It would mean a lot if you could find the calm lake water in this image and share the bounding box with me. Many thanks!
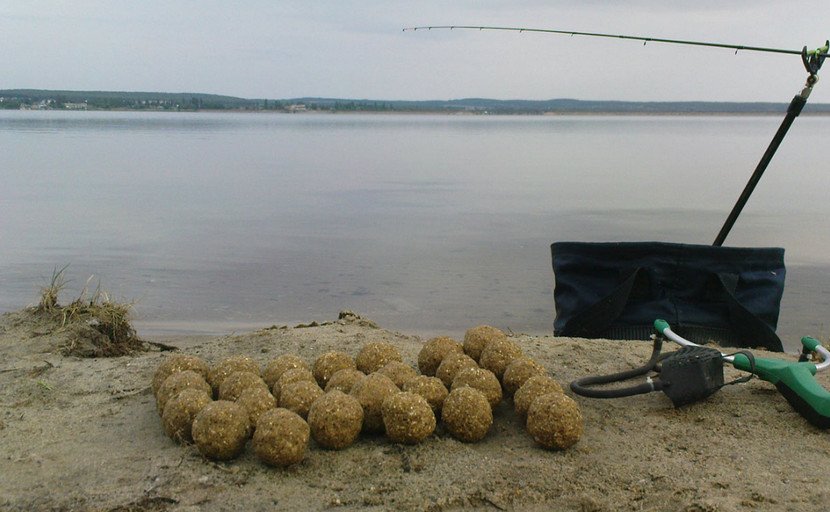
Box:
[1,110,829,349]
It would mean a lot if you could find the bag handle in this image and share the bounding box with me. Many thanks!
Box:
[558,267,643,338]
[716,273,784,352]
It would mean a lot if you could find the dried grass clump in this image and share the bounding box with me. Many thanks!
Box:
[34,265,142,357]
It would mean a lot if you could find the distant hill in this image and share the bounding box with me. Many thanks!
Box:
[2,89,829,114]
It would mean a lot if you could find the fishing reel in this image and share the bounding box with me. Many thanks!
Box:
[802,40,828,77]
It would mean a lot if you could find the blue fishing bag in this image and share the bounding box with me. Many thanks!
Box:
[551,241,785,351]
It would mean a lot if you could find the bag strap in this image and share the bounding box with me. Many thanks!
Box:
[559,267,643,338]
[716,273,784,352]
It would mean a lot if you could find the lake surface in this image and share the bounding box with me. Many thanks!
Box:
[2,110,829,349]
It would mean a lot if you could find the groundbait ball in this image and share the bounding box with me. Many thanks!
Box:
[313,351,356,388]
[253,408,310,467]
[479,337,523,380]
[435,352,479,388]
[382,391,436,444]
[152,354,210,397]
[324,368,366,394]
[272,367,316,403]
[451,367,503,409]
[417,336,463,377]
[208,355,260,396]
[377,361,419,389]
[262,354,310,389]
[502,357,547,397]
[463,325,507,363]
[402,375,449,414]
[156,370,212,415]
[514,375,564,419]
[161,388,212,444]
[349,372,400,433]
[236,386,277,429]
[526,392,583,450]
[355,341,403,374]
[307,390,364,449]
[279,380,324,419]
[218,371,269,402]
[191,400,251,461]
[441,386,493,443]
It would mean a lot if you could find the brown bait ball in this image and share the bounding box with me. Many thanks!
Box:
[463,325,507,363]
[514,375,564,418]
[382,392,436,444]
[402,375,449,414]
[502,357,547,397]
[479,337,523,380]
[208,355,260,396]
[272,367,316,403]
[191,400,250,461]
[417,336,463,377]
[313,351,356,388]
[218,371,269,402]
[307,390,364,449]
[152,354,210,397]
[279,380,324,419]
[253,408,310,467]
[161,388,212,443]
[324,368,366,394]
[526,393,583,450]
[355,341,402,374]
[441,387,493,443]
[435,352,479,388]
[236,386,277,429]
[262,354,310,389]
[349,372,400,433]
[451,367,503,409]
[156,370,212,415]
[377,361,419,389]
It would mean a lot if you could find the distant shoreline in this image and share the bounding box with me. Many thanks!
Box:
[6,107,830,117]
[4,88,830,116]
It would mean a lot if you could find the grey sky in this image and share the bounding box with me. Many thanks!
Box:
[1,1,827,102]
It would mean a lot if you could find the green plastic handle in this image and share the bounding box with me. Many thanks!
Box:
[802,336,821,352]
[733,354,830,428]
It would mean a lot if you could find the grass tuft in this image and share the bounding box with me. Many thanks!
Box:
[33,265,142,356]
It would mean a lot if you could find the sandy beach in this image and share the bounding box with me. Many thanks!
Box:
[2,307,829,512]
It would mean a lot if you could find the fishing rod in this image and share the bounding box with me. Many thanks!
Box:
[403,25,828,59]
[405,24,829,246]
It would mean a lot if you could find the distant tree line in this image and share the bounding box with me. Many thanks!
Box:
[3,89,830,114]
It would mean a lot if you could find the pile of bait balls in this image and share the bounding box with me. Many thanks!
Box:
[152,325,583,468]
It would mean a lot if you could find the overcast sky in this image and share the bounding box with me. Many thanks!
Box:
[1,1,827,102]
